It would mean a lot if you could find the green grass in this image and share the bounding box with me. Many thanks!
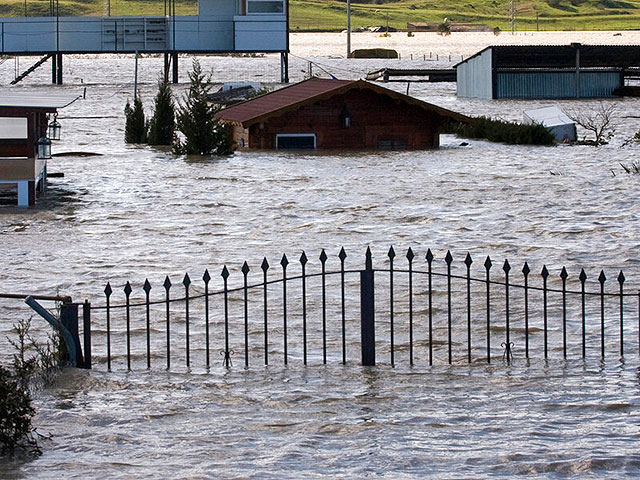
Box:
[2,0,640,31]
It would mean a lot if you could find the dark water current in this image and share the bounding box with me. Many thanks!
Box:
[1,54,640,477]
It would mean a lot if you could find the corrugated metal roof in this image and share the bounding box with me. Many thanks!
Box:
[0,94,81,109]
[216,77,471,126]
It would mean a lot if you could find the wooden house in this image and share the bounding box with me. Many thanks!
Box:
[0,95,78,206]
[215,77,471,150]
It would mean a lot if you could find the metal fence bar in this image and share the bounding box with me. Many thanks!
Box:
[465,254,472,363]
[125,282,131,370]
[426,249,434,366]
[542,266,549,359]
[164,276,171,370]
[222,266,231,368]
[104,283,112,370]
[320,250,328,365]
[523,263,530,358]
[388,246,395,366]
[619,271,625,358]
[262,258,269,366]
[599,271,606,358]
[281,255,288,365]
[485,256,492,364]
[561,267,567,359]
[408,248,415,366]
[144,280,152,369]
[203,270,211,368]
[339,248,347,365]
[183,274,191,368]
[242,263,249,368]
[580,269,587,359]
[446,251,453,365]
[503,260,512,362]
[300,253,308,366]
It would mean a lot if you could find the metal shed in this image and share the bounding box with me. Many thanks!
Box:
[456,44,640,99]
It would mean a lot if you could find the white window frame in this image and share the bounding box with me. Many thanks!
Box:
[276,133,316,150]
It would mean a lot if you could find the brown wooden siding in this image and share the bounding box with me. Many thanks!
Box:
[237,89,447,150]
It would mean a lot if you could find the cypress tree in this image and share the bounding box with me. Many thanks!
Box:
[173,59,233,156]
[148,77,175,146]
[124,96,147,144]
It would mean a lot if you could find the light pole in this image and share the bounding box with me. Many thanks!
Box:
[347,0,351,58]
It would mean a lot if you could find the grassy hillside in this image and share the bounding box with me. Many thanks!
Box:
[1,0,639,31]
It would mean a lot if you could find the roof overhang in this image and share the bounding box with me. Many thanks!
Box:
[0,94,81,110]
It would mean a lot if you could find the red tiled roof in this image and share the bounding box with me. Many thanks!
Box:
[215,77,472,126]
[215,77,354,125]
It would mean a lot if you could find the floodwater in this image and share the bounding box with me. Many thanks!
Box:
[2,32,640,478]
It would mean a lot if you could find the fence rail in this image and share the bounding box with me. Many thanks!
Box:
[73,245,640,372]
[6,245,639,371]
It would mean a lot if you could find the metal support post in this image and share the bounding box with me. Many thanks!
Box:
[83,300,92,369]
[360,248,375,366]
[60,302,84,367]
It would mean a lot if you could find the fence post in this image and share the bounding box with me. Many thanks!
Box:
[60,301,84,368]
[360,247,375,366]
[83,300,91,369]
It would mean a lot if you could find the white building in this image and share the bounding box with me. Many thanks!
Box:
[0,0,289,82]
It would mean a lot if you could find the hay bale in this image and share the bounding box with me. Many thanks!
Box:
[350,48,398,59]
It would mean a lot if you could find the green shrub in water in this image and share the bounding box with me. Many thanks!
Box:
[451,116,555,146]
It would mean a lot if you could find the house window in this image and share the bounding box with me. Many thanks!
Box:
[0,117,28,139]
[377,139,408,150]
[246,0,284,14]
[276,133,316,150]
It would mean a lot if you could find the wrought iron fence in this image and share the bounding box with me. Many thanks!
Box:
[71,245,640,372]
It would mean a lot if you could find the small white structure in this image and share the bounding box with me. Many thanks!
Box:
[523,106,576,142]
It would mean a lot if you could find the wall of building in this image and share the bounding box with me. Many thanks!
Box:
[0,8,286,53]
[496,70,622,99]
[456,48,493,99]
[242,89,445,150]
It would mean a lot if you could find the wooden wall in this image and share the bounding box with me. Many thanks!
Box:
[238,89,446,150]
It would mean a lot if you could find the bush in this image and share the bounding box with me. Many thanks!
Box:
[1,317,62,457]
[0,365,38,456]
[148,77,175,146]
[173,59,233,156]
[124,96,148,144]
[451,116,555,145]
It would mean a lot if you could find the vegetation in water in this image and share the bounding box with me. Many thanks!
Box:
[148,77,176,146]
[174,59,233,156]
[566,103,616,146]
[450,117,555,146]
[124,96,148,144]
[1,317,61,457]
[3,0,640,32]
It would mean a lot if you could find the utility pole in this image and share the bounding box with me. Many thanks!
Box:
[509,0,516,34]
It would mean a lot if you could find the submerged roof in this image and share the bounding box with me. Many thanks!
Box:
[0,94,81,109]
[456,44,640,69]
[215,77,471,126]
[524,106,574,128]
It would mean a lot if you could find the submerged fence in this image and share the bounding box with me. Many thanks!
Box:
[13,245,640,371]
